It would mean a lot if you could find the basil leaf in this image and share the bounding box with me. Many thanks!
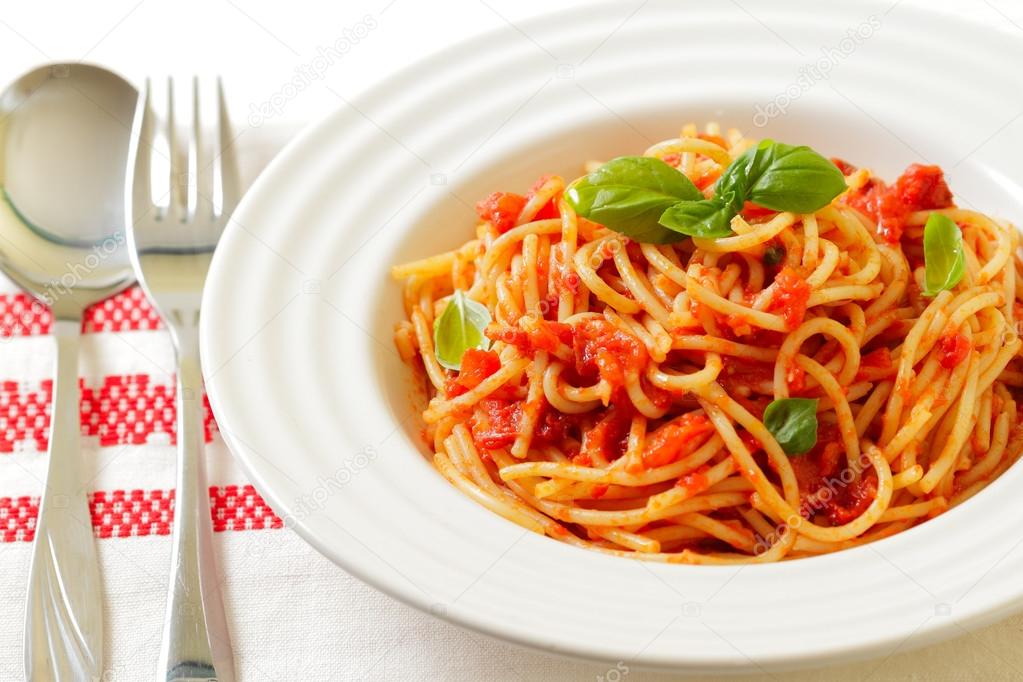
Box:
[922,212,965,297]
[658,198,734,238]
[565,156,703,244]
[433,290,492,371]
[717,140,846,214]
[763,397,818,456]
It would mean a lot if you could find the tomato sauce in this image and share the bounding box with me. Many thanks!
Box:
[786,364,806,394]
[789,423,877,525]
[842,163,954,243]
[470,398,522,450]
[674,467,711,493]
[475,191,528,233]
[572,318,646,389]
[739,430,762,455]
[533,401,572,445]
[937,332,970,369]
[470,396,575,452]
[767,267,811,330]
[580,399,633,463]
[642,413,714,468]
[855,347,894,381]
[488,319,573,354]
[718,358,775,402]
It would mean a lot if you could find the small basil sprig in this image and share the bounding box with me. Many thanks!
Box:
[659,197,736,238]
[566,140,847,243]
[763,397,818,456]
[564,156,703,243]
[922,212,965,297]
[433,290,491,370]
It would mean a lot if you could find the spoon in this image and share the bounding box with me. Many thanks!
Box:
[0,63,136,681]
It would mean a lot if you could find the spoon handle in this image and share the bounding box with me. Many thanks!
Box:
[158,334,234,682]
[24,318,103,682]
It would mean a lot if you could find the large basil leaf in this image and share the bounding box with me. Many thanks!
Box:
[565,156,703,243]
[718,140,846,214]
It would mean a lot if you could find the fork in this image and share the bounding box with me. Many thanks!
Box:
[125,77,239,682]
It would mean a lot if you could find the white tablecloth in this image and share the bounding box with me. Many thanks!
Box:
[2,1,1023,679]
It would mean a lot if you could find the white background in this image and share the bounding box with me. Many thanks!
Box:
[4,0,1023,680]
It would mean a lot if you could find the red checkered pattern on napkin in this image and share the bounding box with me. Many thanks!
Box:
[0,284,283,542]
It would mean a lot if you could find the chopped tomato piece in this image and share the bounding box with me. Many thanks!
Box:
[786,364,806,393]
[831,157,857,176]
[788,423,878,525]
[860,347,892,369]
[823,473,877,525]
[719,359,774,399]
[445,348,500,397]
[488,319,573,354]
[642,413,714,468]
[533,402,572,445]
[693,166,722,191]
[590,484,609,499]
[475,191,528,233]
[534,200,560,220]
[895,164,953,214]
[572,318,646,388]
[581,400,632,463]
[740,201,777,220]
[571,453,592,467]
[661,152,681,168]
[855,347,894,381]
[675,468,711,493]
[937,332,970,369]
[843,164,954,243]
[470,398,522,450]
[527,174,561,220]
[767,267,811,330]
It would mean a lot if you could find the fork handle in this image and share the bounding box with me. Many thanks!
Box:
[25,318,103,681]
[158,333,234,682]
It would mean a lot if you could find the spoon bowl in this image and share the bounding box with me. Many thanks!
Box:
[0,63,135,318]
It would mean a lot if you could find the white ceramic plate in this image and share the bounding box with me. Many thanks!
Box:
[201,1,1023,672]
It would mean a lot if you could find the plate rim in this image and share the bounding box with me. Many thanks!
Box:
[201,0,1023,671]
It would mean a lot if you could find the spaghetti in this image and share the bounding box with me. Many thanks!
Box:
[391,123,1023,564]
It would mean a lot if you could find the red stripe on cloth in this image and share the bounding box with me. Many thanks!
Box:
[0,375,217,452]
[0,485,282,542]
[0,286,162,337]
